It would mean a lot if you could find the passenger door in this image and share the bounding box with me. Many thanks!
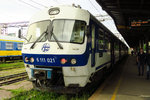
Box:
[91,24,96,67]
[111,38,115,67]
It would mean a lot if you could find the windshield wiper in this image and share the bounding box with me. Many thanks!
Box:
[30,28,48,49]
[30,22,63,49]
[28,35,32,42]
[49,27,63,49]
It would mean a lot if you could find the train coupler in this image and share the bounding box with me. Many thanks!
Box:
[30,68,52,80]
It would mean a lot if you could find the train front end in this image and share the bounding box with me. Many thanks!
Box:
[22,5,90,91]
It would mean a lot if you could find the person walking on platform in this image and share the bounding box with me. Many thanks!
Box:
[146,52,150,79]
[131,50,134,56]
[137,48,146,76]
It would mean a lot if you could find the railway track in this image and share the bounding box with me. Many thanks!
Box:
[0,72,28,86]
[0,66,24,71]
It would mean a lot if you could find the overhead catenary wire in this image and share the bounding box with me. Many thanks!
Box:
[30,0,48,8]
[18,0,41,10]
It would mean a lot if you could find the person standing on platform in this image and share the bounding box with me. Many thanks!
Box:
[146,52,150,79]
[131,50,134,56]
[137,48,146,76]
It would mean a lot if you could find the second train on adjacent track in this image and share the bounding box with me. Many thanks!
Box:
[0,35,23,62]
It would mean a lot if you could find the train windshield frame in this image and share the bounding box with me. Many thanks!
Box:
[26,19,86,44]
[49,19,86,44]
[26,20,51,44]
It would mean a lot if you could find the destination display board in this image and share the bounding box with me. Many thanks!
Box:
[130,19,150,27]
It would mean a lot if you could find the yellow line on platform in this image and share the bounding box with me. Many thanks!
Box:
[89,71,124,100]
[110,77,123,100]
[89,58,127,100]
[110,58,128,100]
[88,80,106,100]
[88,72,114,100]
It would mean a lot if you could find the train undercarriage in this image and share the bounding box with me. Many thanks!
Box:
[29,65,109,94]
[29,67,83,94]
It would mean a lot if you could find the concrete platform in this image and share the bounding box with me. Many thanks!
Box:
[89,56,150,100]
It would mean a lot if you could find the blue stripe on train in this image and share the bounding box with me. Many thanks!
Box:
[22,42,110,67]
[22,44,90,67]
[22,53,89,67]
[96,61,111,70]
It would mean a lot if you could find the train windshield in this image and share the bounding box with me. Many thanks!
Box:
[50,20,86,44]
[26,20,86,44]
[26,20,50,43]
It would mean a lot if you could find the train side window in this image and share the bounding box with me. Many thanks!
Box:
[18,43,23,49]
[0,42,1,49]
[98,28,104,50]
[105,36,110,51]
[92,25,95,49]
[6,42,13,49]
[114,42,119,51]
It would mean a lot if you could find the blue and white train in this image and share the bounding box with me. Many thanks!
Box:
[21,5,128,92]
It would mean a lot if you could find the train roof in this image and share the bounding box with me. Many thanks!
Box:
[0,35,24,42]
[29,5,90,25]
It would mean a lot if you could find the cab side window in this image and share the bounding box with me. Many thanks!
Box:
[114,42,119,51]
[98,28,104,50]
[105,35,111,51]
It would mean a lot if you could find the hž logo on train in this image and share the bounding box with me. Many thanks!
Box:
[36,43,56,63]
[41,43,50,52]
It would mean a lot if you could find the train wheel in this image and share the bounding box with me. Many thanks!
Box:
[32,81,41,91]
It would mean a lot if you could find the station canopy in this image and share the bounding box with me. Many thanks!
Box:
[96,0,150,47]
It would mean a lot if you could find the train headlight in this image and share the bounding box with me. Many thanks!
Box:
[61,58,67,64]
[25,57,29,62]
[30,57,34,63]
[49,8,60,15]
[71,58,77,65]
